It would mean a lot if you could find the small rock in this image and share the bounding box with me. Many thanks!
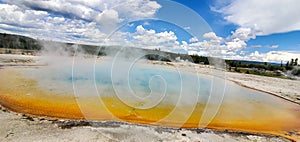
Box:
[24,116,34,121]
[5,132,14,138]
[195,129,204,134]
[181,133,186,136]
[39,117,46,121]
[55,120,91,129]
[21,114,34,121]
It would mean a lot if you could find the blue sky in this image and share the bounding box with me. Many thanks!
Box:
[0,0,299,62]
[170,0,300,62]
[172,0,238,37]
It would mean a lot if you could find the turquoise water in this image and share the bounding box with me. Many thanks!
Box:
[23,58,299,109]
[24,58,214,107]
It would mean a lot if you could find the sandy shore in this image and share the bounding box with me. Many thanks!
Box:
[225,72,300,104]
[0,54,299,141]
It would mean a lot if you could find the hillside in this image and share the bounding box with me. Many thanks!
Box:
[0,33,194,62]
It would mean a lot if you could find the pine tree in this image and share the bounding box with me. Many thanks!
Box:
[290,59,294,66]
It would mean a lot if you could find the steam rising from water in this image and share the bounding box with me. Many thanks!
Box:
[21,0,228,127]
[18,36,228,128]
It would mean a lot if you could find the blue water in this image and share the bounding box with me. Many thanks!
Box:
[24,59,214,107]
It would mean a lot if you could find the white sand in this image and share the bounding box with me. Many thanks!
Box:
[0,54,38,60]
[226,71,300,104]
[0,109,289,142]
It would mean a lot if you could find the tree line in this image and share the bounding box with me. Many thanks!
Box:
[0,33,41,50]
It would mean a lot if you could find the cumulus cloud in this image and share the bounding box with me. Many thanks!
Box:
[247,51,300,63]
[0,4,49,28]
[231,28,256,41]
[0,3,109,44]
[226,50,300,63]
[213,0,300,35]
[3,0,99,21]
[225,38,246,51]
[127,25,184,51]
[187,29,299,62]
[225,27,255,51]
[188,50,208,56]
[115,0,161,20]
[188,28,256,57]
[189,37,198,43]
[3,0,161,21]
[0,0,161,44]
[96,9,122,32]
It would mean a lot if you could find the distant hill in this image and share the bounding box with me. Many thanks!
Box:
[230,60,281,66]
[0,33,193,62]
[0,33,41,50]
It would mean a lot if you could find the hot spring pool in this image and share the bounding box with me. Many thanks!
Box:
[0,57,299,140]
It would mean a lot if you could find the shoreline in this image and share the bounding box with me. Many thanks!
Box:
[229,79,300,106]
[0,105,292,142]
[225,71,300,105]
[0,97,298,141]
[146,59,300,105]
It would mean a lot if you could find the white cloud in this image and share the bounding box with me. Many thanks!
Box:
[189,37,198,43]
[225,38,246,51]
[231,28,256,41]
[233,50,300,63]
[0,3,128,45]
[116,0,161,20]
[268,45,279,49]
[96,9,122,32]
[203,32,223,42]
[188,28,255,57]
[128,25,184,51]
[0,4,49,28]
[250,45,262,48]
[239,51,247,55]
[249,51,261,58]
[0,0,162,44]
[213,0,300,35]
[188,50,208,56]
[187,30,297,63]
[250,45,279,49]
[3,0,99,21]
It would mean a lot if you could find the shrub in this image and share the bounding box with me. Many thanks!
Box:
[291,67,300,76]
